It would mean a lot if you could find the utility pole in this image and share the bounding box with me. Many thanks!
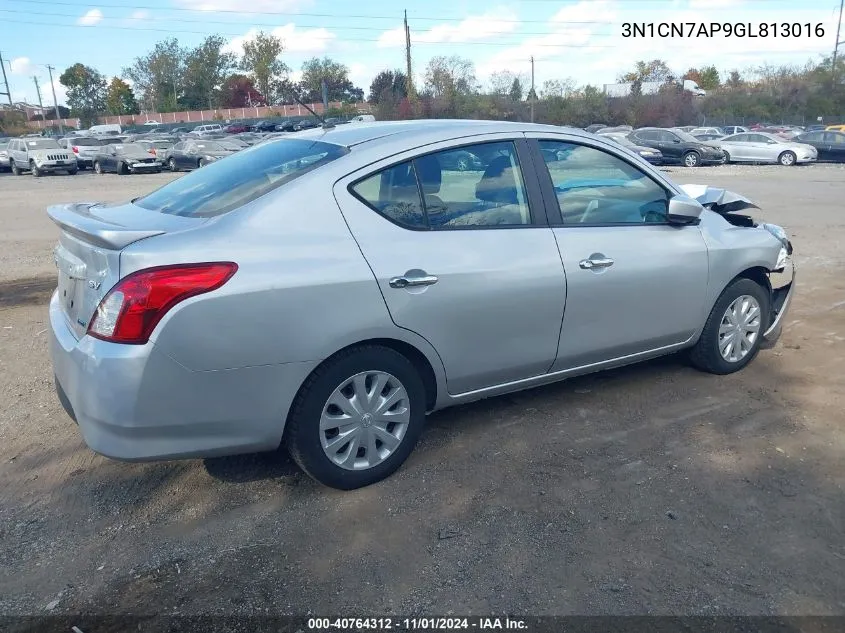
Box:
[834,0,844,89]
[33,76,43,110]
[530,55,535,123]
[404,10,415,102]
[45,65,63,134]
[0,51,13,106]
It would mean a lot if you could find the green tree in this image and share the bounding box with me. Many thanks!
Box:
[620,59,675,84]
[684,66,720,90]
[105,78,139,115]
[59,63,107,127]
[124,39,186,112]
[182,35,236,109]
[299,57,364,103]
[509,77,523,101]
[368,69,407,104]
[240,31,289,105]
[423,55,477,98]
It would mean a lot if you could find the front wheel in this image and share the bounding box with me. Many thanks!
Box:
[683,151,700,167]
[285,345,427,490]
[67,168,78,175]
[168,158,178,172]
[198,158,207,168]
[93,161,104,174]
[778,151,796,166]
[689,278,770,375]
[723,151,731,163]
[30,161,42,177]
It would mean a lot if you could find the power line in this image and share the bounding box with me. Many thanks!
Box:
[0,18,620,47]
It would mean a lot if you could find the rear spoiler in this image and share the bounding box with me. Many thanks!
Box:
[678,184,760,214]
[47,203,166,250]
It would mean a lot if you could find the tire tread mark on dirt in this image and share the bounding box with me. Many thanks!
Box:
[0,276,55,309]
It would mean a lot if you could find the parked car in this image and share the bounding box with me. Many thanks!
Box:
[253,120,279,132]
[224,122,253,134]
[233,132,264,146]
[170,127,191,135]
[628,128,725,167]
[92,143,163,174]
[674,125,697,133]
[599,132,664,164]
[349,114,376,124]
[805,124,827,132]
[57,136,108,169]
[0,141,10,171]
[825,124,845,132]
[436,148,486,171]
[162,139,235,171]
[717,132,817,165]
[584,123,608,133]
[324,117,350,126]
[193,124,224,136]
[275,120,297,132]
[595,125,633,135]
[216,138,249,151]
[7,137,77,176]
[46,120,795,490]
[792,130,845,162]
[692,133,726,143]
[294,118,320,131]
[689,127,724,136]
[134,139,175,158]
[721,126,748,135]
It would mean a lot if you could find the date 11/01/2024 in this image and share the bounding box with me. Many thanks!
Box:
[307,617,528,630]
[622,22,825,38]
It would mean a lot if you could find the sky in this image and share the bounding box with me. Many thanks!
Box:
[1,0,841,108]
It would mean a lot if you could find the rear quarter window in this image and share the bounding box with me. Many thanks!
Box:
[135,138,348,218]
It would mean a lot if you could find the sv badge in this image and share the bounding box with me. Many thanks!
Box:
[87,280,101,290]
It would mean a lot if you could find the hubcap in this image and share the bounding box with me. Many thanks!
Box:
[320,371,410,471]
[782,153,794,165]
[718,295,762,362]
[685,154,697,167]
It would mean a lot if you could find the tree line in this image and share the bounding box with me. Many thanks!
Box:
[6,32,845,132]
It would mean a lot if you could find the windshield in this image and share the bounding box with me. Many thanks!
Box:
[116,144,152,157]
[608,135,636,148]
[26,139,61,149]
[674,130,701,143]
[136,139,348,218]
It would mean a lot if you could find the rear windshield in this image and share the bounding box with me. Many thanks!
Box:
[135,138,348,218]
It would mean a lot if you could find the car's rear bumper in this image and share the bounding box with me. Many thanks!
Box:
[49,290,317,461]
[760,260,795,349]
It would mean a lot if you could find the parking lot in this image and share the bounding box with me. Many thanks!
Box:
[0,164,843,616]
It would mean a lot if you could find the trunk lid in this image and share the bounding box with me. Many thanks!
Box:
[48,201,204,339]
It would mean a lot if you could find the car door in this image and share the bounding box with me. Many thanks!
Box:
[656,130,684,161]
[746,134,776,161]
[823,132,845,162]
[178,141,195,169]
[630,130,661,155]
[525,135,709,370]
[333,136,567,394]
[723,134,750,160]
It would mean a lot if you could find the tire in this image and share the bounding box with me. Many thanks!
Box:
[30,161,41,178]
[93,161,103,174]
[723,151,731,163]
[10,160,20,176]
[198,158,207,168]
[154,169,162,174]
[689,278,770,375]
[118,162,128,175]
[169,158,178,172]
[683,151,700,167]
[286,345,427,490]
[67,168,78,175]
[778,151,796,166]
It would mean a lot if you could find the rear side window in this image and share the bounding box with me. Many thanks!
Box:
[353,162,427,228]
[136,139,348,218]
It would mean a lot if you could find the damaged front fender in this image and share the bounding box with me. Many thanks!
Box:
[678,184,760,214]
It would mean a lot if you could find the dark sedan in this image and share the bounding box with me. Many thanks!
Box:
[162,139,235,171]
[628,128,725,167]
[600,133,664,164]
[294,118,320,131]
[793,130,845,162]
[253,120,278,132]
[92,143,162,174]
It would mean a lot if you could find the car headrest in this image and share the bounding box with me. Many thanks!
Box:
[475,156,519,204]
[415,155,442,194]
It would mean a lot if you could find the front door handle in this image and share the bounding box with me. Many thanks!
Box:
[389,273,439,289]
[579,256,614,270]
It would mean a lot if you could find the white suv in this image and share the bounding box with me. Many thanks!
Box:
[7,137,77,176]
[193,124,223,136]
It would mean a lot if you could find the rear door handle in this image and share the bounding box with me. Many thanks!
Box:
[579,256,614,270]
[389,274,439,289]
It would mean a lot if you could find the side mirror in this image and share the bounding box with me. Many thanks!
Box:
[672,138,681,143]
[667,195,704,225]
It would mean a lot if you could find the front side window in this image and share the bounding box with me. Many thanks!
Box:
[351,141,531,229]
[136,138,348,217]
[538,140,669,225]
[823,132,844,144]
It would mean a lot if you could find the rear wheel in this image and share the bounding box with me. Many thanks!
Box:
[286,345,427,490]
[118,162,128,175]
[689,278,770,375]
[723,151,731,163]
[198,158,207,168]
[683,151,700,167]
[169,158,178,172]
[778,151,796,166]
[30,161,41,177]
[93,161,104,174]
[10,160,20,176]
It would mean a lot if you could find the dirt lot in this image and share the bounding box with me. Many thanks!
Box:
[0,165,843,618]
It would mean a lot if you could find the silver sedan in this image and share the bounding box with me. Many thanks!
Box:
[48,120,795,490]
[719,132,818,165]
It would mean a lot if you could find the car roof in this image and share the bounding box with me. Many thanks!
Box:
[286,119,587,149]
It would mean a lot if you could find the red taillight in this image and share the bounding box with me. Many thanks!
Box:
[149,149,157,155]
[87,263,238,344]
[72,146,79,153]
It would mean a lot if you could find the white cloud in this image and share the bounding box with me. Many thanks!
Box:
[378,7,519,48]
[129,9,149,20]
[10,57,37,75]
[77,8,103,26]
[224,24,336,57]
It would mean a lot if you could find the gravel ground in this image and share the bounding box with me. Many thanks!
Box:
[0,164,843,618]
